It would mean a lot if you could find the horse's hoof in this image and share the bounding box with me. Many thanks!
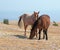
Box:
[43,38,45,39]
[46,38,48,40]
[38,39,40,40]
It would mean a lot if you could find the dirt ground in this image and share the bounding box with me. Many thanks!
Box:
[0,21,60,50]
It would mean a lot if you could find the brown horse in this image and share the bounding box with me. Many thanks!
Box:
[29,15,50,40]
[18,11,39,36]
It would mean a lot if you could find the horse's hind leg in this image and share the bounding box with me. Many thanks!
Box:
[38,29,42,40]
[43,30,45,39]
[46,30,48,40]
[44,29,48,40]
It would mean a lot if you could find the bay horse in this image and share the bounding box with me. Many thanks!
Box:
[29,15,50,40]
[18,11,39,36]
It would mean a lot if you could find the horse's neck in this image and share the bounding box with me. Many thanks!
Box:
[31,14,34,16]
[31,23,37,32]
[31,14,35,18]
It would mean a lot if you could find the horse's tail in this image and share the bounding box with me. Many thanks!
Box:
[18,16,22,27]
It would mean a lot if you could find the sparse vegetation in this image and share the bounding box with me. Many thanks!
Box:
[0,21,60,50]
[53,21,58,26]
[3,19,9,24]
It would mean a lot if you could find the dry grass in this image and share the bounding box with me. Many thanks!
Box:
[0,21,60,50]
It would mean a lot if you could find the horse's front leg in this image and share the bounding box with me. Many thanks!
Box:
[24,25,27,36]
[38,29,42,40]
[43,30,45,39]
[45,29,48,40]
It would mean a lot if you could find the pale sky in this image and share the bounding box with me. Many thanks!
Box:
[0,0,60,21]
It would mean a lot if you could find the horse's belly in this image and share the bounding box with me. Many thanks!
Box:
[24,19,34,25]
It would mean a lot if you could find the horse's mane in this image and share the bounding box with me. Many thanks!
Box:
[31,17,40,32]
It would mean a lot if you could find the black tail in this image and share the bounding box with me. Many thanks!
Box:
[18,16,22,27]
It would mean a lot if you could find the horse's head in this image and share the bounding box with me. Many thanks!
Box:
[29,29,36,39]
[34,11,39,20]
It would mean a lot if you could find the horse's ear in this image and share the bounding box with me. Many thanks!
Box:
[38,11,40,14]
[34,11,35,13]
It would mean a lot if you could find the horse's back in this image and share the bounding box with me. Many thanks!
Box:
[24,14,32,17]
[21,13,35,25]
[40,15,50,29]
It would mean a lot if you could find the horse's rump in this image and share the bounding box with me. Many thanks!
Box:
[39,15,50,29]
